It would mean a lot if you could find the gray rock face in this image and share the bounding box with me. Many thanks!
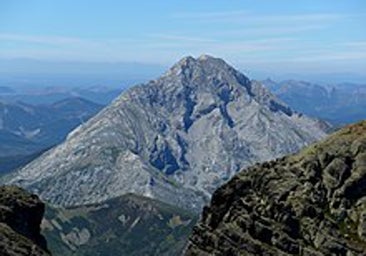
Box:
[5,55,328,212]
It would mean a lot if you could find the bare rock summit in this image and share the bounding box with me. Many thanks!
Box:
[6,55,328,212]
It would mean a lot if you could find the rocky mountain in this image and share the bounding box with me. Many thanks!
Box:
[42,194,196,256]
[0,98,103,174]
[5,55,328,212]
[185,120,366,255]
[0,185,50,256]
[262,79,366,125]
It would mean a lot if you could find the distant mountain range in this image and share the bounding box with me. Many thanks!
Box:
[0,98,103,174]
[4,55,328,212]
[0,85,123,105]
[262,79,366,126]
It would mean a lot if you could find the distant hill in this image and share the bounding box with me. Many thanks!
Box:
[262,79,366,125]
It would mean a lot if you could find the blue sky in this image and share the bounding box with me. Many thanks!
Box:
[0,0,365,75]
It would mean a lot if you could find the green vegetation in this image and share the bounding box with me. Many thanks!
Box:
[42,194,198,256]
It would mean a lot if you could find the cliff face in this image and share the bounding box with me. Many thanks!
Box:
[185,121,366,255]
[0,186,50,256]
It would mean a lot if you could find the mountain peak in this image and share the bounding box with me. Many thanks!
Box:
[168,54,233,74]
[175,54,222,63]
[175,55,196,67]
[162,54,250,94]
[197,54,213,60]
[6,55,328,213]
[197,54,227,64]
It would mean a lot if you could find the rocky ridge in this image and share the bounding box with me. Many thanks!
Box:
[0,185,50,256]
[185,121,366,255]
[5,55,328,212]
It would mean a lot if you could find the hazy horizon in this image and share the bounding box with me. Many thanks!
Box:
[0,57,366,86]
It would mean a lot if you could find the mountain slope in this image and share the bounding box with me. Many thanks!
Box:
[0,186,50,256]
[185,120,366,255]
[6,55,328,212]
[42,194,197,256]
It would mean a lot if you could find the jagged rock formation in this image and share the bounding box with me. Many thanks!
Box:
[0,185,50,256]
[5,55,327,212]
[42,194,197,256]
[185,121,366,255]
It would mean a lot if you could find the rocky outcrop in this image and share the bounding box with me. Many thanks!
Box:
[0,185,50,256]
[185,121,366,255]
[5,55,327,212]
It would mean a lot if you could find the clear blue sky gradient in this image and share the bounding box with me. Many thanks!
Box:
[0,0,365,74]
